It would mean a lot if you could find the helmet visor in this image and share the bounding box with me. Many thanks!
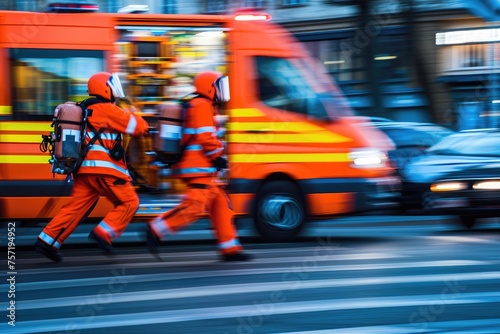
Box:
[214,76,230,103]
[108,73,125,98]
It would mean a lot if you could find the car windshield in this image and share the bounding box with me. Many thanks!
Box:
[427,131,500,157]
[255,56,353,121]
[376,124,453,148]
[380,127,441,148]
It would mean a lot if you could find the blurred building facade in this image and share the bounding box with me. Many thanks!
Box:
[1,0,499,129]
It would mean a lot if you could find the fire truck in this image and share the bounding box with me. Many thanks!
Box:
[0,3,400,241]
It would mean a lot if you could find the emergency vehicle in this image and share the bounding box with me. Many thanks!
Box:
[0,4,400,241]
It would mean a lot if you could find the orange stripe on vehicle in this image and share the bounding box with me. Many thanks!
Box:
[0,197,113,219]
[0,143,48,154]
[307,193,353,215]
[229,193,254,215]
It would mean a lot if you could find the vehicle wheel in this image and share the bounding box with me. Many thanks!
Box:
[254,180,306,242]
[460,216,476,229]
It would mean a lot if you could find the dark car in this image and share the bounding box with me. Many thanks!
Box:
[371,122,454,174]
[401,128,500,213]
[423,163,500,228]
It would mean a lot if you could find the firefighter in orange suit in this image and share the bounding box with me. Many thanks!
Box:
[146,71,252,261]
[35,72,150,262]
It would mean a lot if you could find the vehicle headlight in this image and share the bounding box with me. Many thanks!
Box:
[430,182,467,192]
[473,181,500,190]
[348,149,387,168]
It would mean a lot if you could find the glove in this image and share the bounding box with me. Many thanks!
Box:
[212,156,228,171]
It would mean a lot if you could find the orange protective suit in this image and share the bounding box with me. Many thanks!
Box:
[149,96,243,256]
[38,99,149,250]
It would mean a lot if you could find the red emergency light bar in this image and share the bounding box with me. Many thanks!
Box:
[46,2,99,13]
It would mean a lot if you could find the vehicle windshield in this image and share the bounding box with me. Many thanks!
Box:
[427,131,500,157]
[255,56,353,121]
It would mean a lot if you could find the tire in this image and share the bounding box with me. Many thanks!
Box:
[460,216,476,229]
[253,180,306,242]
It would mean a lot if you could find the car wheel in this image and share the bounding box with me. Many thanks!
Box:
[460,216,476,229]
[254,180,306,242]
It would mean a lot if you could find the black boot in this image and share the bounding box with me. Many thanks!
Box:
[88,230,115,256]
[145,225,162,260]
[221,252,253,262]
[35,238,63,263]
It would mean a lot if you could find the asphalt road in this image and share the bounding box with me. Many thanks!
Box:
[2,222,500,334]
[3,213,488,247]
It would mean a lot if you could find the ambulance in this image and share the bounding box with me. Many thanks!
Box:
[0,4,400,241]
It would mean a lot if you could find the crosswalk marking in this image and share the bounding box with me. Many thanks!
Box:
[8,292,500,334]
[277,318,500,334]
[15,251,408,275]
[7,238,499,334]
[6,260,489,292]
[16,271,500,310]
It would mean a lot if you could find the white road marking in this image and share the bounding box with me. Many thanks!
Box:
[16,252,406,275]
[15,270,500,310]
[6,260,489,291]
[277,318,500,334]
[9,292,500,334]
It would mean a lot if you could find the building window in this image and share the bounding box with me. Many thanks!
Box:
[163,0,177,14]
[458,44,486,68]
[373,35,410,82]
[243,0,266,8]
[281,0,308,6]
[303,39,366,84]
[207,0,230,13]
[106,0,123,13]
[13,0,42,11]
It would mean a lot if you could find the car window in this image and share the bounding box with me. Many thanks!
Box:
[10,49,105,119]
[427,132,500,157]
[414,126,454,141]
[380,128,439,148]
[255,56,329,119]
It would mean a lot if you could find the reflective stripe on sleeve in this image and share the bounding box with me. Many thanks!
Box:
[205,147,224,157]
[184,126,216,135]
[185,144,203,151]
[176,167,217,175]
[151,216,174,239]
[87,132,120,141]
[88,145,110,154]
[126,115,138,134]
[98,220,116,239]
[80,160,130,177]
[38,232,61,249]
[218,238,241,250]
